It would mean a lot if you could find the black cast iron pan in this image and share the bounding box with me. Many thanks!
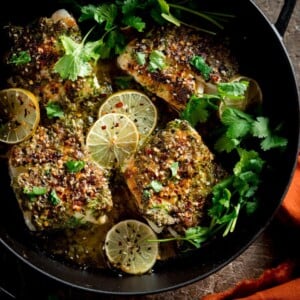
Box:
[0,0,299,296]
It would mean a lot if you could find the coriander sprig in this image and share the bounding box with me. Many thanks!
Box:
[150,148,265,248]
[54,0,235,80]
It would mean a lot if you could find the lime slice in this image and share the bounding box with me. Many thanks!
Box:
[218,76,263,117]
[104,219,158,275]
[99,90,157,144]
[86,113,139,169]
[0,88,40,144]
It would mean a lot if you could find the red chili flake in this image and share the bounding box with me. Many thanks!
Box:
[145,148,153,155]
[101,125,107,130]
[115,102,123,108]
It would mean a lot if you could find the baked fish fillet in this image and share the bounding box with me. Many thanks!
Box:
[9,120,112,231]
[4,10,113,231]
[118,25,239,111]
[124,119,227,231]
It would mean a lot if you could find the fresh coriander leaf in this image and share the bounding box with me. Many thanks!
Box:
[54,35,94,81]
[184,226,211,248]
[105,29,126,56]
[214,134,240,153]
[226,119,251,139]
[149,180,163,192]
[49,190,61,206]
[122,15,145,32]
[79,4,97,22]
[181,94,219,126]
[260,134,288,151]
[46,102,64,119]
[136,52,146,65]
[23,186,47,197]
[221,107,254,126]
[190,55,212,80]
[170,161,179,178]
[245,198,259,214]
[251,116,270,138]
[54,54,92,81]
[93,3,118,30]
[9,50,31,65]
[148,50,166,72]
[65,160,85,173]
[120,0,144,14]
[218,81,249,100]
[234,148,265,175]
[82,39,103,61]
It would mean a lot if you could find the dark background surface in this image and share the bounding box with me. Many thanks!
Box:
[1,0,299,299]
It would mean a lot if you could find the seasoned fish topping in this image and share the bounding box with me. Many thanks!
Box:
[124,119,227,230]
[118,25,239,111]
[9,120,112,231]
[4,10,111,129]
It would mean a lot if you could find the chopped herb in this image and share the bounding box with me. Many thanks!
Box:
[215,107,288,153]
[181,94,219,126]
[142,189,151,201]
[136,52,146,65]
[218,81,249,100]
[65,160,85,173]
[46,102,64,119]
[9,50,31,65]
[149,180,163,192]
[190,55,212,80]
[148,50,166,72]
[49,190,61,206]
[170,161,179,178]
[23,186,47,197]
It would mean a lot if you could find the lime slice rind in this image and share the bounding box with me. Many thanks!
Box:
[86,113,139,169]
[0,88,40,144]
[99,90,157,144]
[104,219,158,275]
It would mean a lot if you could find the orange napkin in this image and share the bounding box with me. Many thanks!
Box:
[202,155,300,300]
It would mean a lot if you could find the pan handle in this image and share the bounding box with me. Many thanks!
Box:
[275,0,296,36]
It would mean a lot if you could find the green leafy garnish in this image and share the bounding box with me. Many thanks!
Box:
[148,50,166,72]
[215,107,288,153]
[9,50,31,65]
[23,186,47,197]
[218,81,249,100]
[49,190,61,206]
[152,148,264,248]
[46,102,64,119]
[65,160,85,173]
[170,161,179,178]
[149,180,163,192]
[190,55,212,80]
[54,28,102,81]
[181,94,219,126]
